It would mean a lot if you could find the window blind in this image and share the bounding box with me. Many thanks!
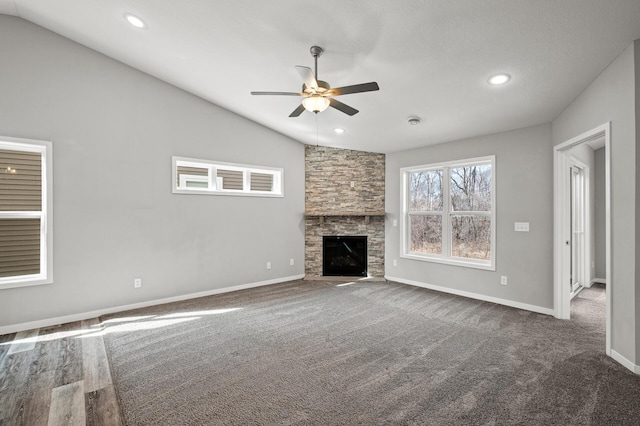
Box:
[176,165,208,186]
[250,172,273,192]
[217,169,243,190]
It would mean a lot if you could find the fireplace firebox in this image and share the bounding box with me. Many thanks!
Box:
[322,236,367,277]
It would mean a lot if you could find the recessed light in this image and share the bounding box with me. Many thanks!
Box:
[488,73,510,85]
[334,128,345,134]
[124,13,146,29]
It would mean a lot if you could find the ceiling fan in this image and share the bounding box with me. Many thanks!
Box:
[251,46,379,117]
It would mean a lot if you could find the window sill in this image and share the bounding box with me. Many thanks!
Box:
[0,277,53,290]
[172,188,283,198]
[401,253,495,271]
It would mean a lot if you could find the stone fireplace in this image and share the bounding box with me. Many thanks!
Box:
[304,145,385,279]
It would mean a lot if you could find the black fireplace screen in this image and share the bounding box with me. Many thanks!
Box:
[322,236,367,277]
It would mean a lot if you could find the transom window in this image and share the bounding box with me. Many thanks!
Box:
[172,157,283,197]
[401,156,495,270]
[0,137,53,289]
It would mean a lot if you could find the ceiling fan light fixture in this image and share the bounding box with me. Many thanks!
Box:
[302,96,330,113]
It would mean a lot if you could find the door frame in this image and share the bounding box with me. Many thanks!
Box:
[553,122,611,355]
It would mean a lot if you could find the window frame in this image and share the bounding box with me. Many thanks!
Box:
[0,136,53,289]
[400,155,496,271]
[172,156,284,197]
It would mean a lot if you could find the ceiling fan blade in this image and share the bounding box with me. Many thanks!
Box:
[295,66,318,91]
[250,91,303,96]
[329,98,359,116]
[289,103,306,117]
[328,82,380,96]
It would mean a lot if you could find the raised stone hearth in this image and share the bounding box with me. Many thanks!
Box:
[304,145,385,279]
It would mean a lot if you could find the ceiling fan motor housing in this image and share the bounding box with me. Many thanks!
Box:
[303,80,330,94]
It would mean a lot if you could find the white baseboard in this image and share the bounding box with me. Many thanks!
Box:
[0,274,305,335]
[611,349,640,375]
[592,278,607,285]
[384,276,555,316]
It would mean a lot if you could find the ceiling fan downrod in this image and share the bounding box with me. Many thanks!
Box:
[310,45,323,81]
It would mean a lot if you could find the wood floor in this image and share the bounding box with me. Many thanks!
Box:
[0,319,123,425]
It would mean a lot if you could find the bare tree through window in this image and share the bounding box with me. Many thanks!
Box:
[450,165,491,260]
[404,158,494,268]
[409,170,443,254]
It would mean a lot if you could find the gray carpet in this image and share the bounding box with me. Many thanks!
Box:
[100,280,640,425]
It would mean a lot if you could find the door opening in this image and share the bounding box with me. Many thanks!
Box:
[554,122,611,356]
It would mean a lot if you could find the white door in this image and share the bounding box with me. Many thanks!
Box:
[570,164,585,296]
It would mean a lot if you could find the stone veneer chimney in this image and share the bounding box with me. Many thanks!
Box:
[304,145,385,278]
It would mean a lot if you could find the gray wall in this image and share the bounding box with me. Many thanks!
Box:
[385,124,554,310]
[594,148,606,280]
[552,41,637,363]
[0,16,305,328]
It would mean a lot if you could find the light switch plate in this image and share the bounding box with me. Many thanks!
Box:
[515,222,529,232]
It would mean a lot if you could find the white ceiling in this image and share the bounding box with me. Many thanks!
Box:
[2,0,640,153]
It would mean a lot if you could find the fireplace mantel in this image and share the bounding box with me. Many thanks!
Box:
[304,211,385,217]
[304,211,385,224]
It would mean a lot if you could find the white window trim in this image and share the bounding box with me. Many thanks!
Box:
[400,155,496,271]
[0,136,53,289]
[172,156,284,197]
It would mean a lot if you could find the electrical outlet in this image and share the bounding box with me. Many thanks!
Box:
[134,278,142,288]
[392,259,398,267]
[290,258,295,266]
[500,276,508,286]
[514,222,530,232]
[266,262,271,270]
[350,181,355,188]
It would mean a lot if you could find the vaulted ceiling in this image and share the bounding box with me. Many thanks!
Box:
[2,0,640,153]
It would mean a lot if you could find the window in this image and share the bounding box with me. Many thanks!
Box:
[172,157,283,197]
[401,156,495,270]
[0,137,53,289]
